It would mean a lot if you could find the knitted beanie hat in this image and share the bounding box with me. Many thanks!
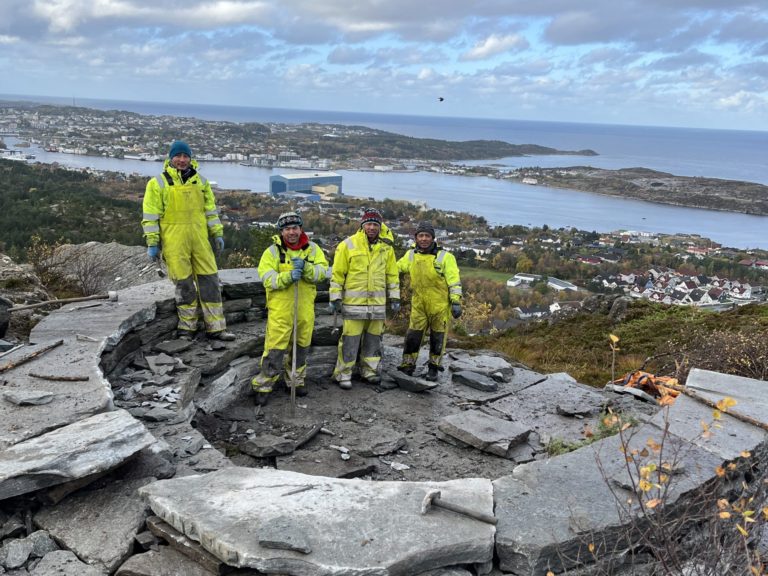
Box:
[360,208,383,226]
[168,140,192,159]
[277,211,303,230]
[415,221,435,238]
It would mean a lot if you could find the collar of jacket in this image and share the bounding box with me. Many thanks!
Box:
[271,233,310,251]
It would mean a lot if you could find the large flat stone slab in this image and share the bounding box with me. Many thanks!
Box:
[648,368,768,460]
[488,373,605,445]
[437,410,530,458]
[140,467,495,575]
[0,409,155,499]
[493,369,768,575]
[0,281,175,451]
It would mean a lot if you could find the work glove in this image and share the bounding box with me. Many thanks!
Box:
[291,258,305,271]
[390,299,401,313]
[290,268,302,283]
[329,300,342,314]
[451,303,462,319]
[147,245,159,262]
[214,236,225,253]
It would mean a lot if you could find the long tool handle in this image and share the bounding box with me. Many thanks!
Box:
[290,281,299,415]
[434,498,498,525]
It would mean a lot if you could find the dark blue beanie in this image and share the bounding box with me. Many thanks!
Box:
[168,140,192,159]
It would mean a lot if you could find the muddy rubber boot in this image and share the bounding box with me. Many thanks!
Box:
[337,375,352,390]
[425,363,439,382]
[177,330,194,341]
[397,364,415,376]
[362,374,381,384]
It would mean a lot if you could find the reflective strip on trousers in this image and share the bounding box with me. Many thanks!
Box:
[333,319,383,380]
[174,274,226,332]
[252,347,308,393]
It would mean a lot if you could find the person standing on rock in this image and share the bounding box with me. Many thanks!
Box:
[251,212,329,406]
[142,141,235,341]
[330,208,400,389]
[397,221,462,381]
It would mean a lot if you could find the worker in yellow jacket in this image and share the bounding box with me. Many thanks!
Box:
[397,221,462,381]
[330,208,400,389]
[251,212,329,406]
[142,140,234,341]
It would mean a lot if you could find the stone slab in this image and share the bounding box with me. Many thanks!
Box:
[437,411,530,459]
[0,409,155,499]
[0,281,175,452]
[35,477,154,574]
[276,448,377,479]
[29,549,105,576]
[488,373,605,445]
[115,545,220,576]
[139,467,495,574]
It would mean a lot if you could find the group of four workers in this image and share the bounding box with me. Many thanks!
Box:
[142,141,463,407]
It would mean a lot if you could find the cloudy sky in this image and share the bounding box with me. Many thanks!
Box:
[1,0,766,130]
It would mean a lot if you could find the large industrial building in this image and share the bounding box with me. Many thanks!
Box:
[269,172,343,200]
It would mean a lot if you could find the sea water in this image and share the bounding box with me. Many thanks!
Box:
[4,95,767,248]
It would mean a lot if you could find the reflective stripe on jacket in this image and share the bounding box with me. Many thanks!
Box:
[397,244,462,306]
[141,159,223,247]
[330,224,400,319]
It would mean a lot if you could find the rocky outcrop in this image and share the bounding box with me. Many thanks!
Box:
[0,247,764,575]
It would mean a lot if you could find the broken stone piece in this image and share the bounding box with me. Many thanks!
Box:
[391,371,439,392]
[451,371,499,392]
[258,515,312,554]
[3,391,54,406]
[241,434,295,458]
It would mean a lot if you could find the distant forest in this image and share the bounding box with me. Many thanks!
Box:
[0,159,143,260]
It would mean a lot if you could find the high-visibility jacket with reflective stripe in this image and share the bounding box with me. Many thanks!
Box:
[397,244,462,305]
[259,235,329,298]
[330,225,400,319]
[141,159,223,247]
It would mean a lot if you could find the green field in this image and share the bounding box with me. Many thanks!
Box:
[460,266,512,283]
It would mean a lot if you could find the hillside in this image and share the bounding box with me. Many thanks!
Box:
[0,159,143,259]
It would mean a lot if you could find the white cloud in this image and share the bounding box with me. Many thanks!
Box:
[461,34,528,61]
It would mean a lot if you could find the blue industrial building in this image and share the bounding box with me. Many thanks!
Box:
[269,172,342,196]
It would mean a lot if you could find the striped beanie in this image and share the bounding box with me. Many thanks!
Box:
[360,208,383,226]
[415,221,435,238]
[277,211,303,230]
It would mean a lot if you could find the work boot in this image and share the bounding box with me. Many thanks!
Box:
[397,364,415,376]
[208,330,236,341]
[425,363,439,382]
[362,374,381,385]
[177,330,194,341]
[337,375,352,390]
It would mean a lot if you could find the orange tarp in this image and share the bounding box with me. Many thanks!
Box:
[612,370,680,406]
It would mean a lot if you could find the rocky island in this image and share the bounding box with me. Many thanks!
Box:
[521,166,768,216]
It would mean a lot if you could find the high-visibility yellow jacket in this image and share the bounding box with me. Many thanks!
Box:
[260,235,329,300]
[397,243,462,308]
[330,224,400,319]
[141,159,223,248]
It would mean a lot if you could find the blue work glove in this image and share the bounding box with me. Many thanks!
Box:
[390,299,401,313]
[451,303,462,319]
[329,300,342,314]
[291,257,305,271]
[214,236,225,253]
[147,245,159,261]
[290,268,302,282]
